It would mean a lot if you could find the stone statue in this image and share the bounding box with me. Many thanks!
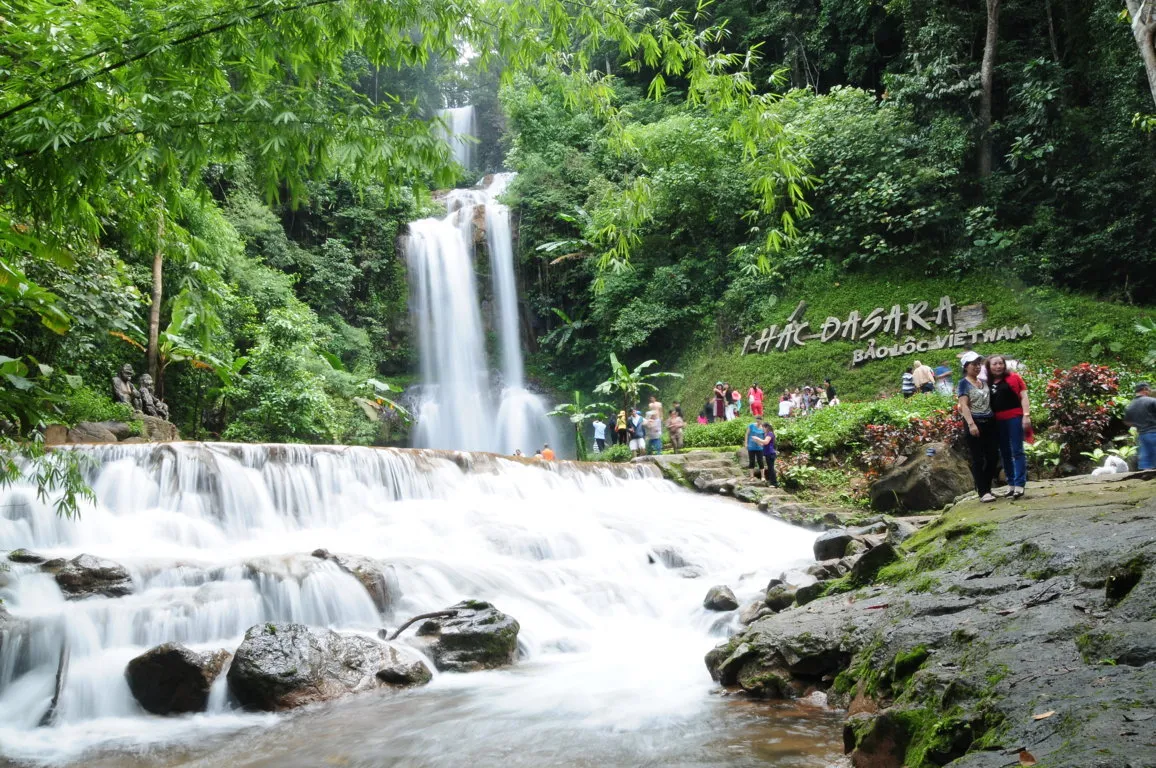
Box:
[137,374,170,420]
[112,364,139,410]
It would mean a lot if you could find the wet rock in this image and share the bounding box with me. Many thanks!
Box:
[844,711,909,768]
[648,545,694,570]
[765,584,797,612]
[1079,623,1156,667]
[8,549,46,564]
[794,582,825,606]
[227,623,429,710]
[845,539,869,558]
[0,605,12,657]
[98,421,136,440]
[413,600,520,672]
[814,530,853,560]
[849,521,888,537]
[1105,563,1143,602]
[807,559,848,580]
[869,442,972,512]
[375,648,434,686]
[885,518,918,546]
[850,543,898,582]
[68,421,118,444]
[313,551,399,614]
[125,643,230,715]
[703,585,739,611]
[739,601,771,625]
[54,554,133,598]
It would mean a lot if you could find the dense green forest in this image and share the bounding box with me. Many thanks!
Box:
[3,0,1156,450]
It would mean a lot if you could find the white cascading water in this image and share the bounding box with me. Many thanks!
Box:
[0,443,829,766]
[437,106,476,172]
[407,174,558,456]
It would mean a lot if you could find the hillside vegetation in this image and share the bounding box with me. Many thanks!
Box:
[670,270,1154,407]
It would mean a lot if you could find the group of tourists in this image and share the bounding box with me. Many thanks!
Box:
[775,380,839,417]
[701,382,752,422]
[513,445,556,460]
[901,360,955,397]
[590,396,687,457]
[701,379,839,423]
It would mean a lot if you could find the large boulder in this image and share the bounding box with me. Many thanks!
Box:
[139,415,180,442]
[98,421,136,440]
[52,554,133,598]
[125,643,230,715]
[67,421,118,444]
[226,623,430,711]
[869,442,973,512]
[814,529,853,560]
[413,600,520,672]
[311,551,399,614]
[8,548,46,564]
[43,424,69,446]
[703,585,739,611]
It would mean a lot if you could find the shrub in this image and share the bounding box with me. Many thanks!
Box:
[680,418,751,448]
[860,409,964,472]
[599,443,633,462]
[55,385,134,426]
[1044,363,1118,461]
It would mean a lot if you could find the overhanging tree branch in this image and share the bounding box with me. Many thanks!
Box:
[0,0,345,124]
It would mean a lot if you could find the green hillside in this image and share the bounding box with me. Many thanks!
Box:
[670,270,1154,409]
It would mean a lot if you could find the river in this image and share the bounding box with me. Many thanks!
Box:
[0,443,842,767]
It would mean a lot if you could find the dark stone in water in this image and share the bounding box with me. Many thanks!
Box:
[227,623,432,711]
[53,554,133,599]
[8,549,46,564]
[703,585,739,611]
[413,600,520,672]
[125,643,230,715]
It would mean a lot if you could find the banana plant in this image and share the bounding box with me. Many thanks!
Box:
[548,391,613,461]
[593,353,682,414]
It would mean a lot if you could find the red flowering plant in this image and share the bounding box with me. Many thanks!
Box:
[860,409,965,473]
[1043,364,1118,462]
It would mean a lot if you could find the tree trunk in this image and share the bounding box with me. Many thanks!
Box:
[979,0,1001,177]
[1044,0,1060,63]
[146,212,165,384]
[1126,0,1156,108]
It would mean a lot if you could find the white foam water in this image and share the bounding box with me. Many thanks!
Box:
[0,443,820,766]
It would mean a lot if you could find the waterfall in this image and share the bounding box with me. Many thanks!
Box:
[437,106,476,173]
[0,443,820,765]
[407,175,558,456]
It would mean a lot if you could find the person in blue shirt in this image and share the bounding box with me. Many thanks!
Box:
[759,421,778,487]
[746,420,766,479]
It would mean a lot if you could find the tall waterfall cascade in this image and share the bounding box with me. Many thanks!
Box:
[407,173,559,455]
[436,106,476,173]
[0,443,820,765]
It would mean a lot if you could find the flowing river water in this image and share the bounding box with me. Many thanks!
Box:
[0,443,843,767]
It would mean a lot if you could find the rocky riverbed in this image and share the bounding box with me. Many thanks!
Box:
[704,471,1156,768]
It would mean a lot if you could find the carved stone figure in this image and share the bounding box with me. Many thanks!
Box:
[112,364,139,409]
[137,374,170,420]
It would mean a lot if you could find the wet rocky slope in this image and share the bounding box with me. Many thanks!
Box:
[706,472,1156,768]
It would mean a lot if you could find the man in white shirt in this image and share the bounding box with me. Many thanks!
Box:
[592,417,607,453]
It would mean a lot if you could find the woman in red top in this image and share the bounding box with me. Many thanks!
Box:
[747,383,764,417]
[986,355,1031,498]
